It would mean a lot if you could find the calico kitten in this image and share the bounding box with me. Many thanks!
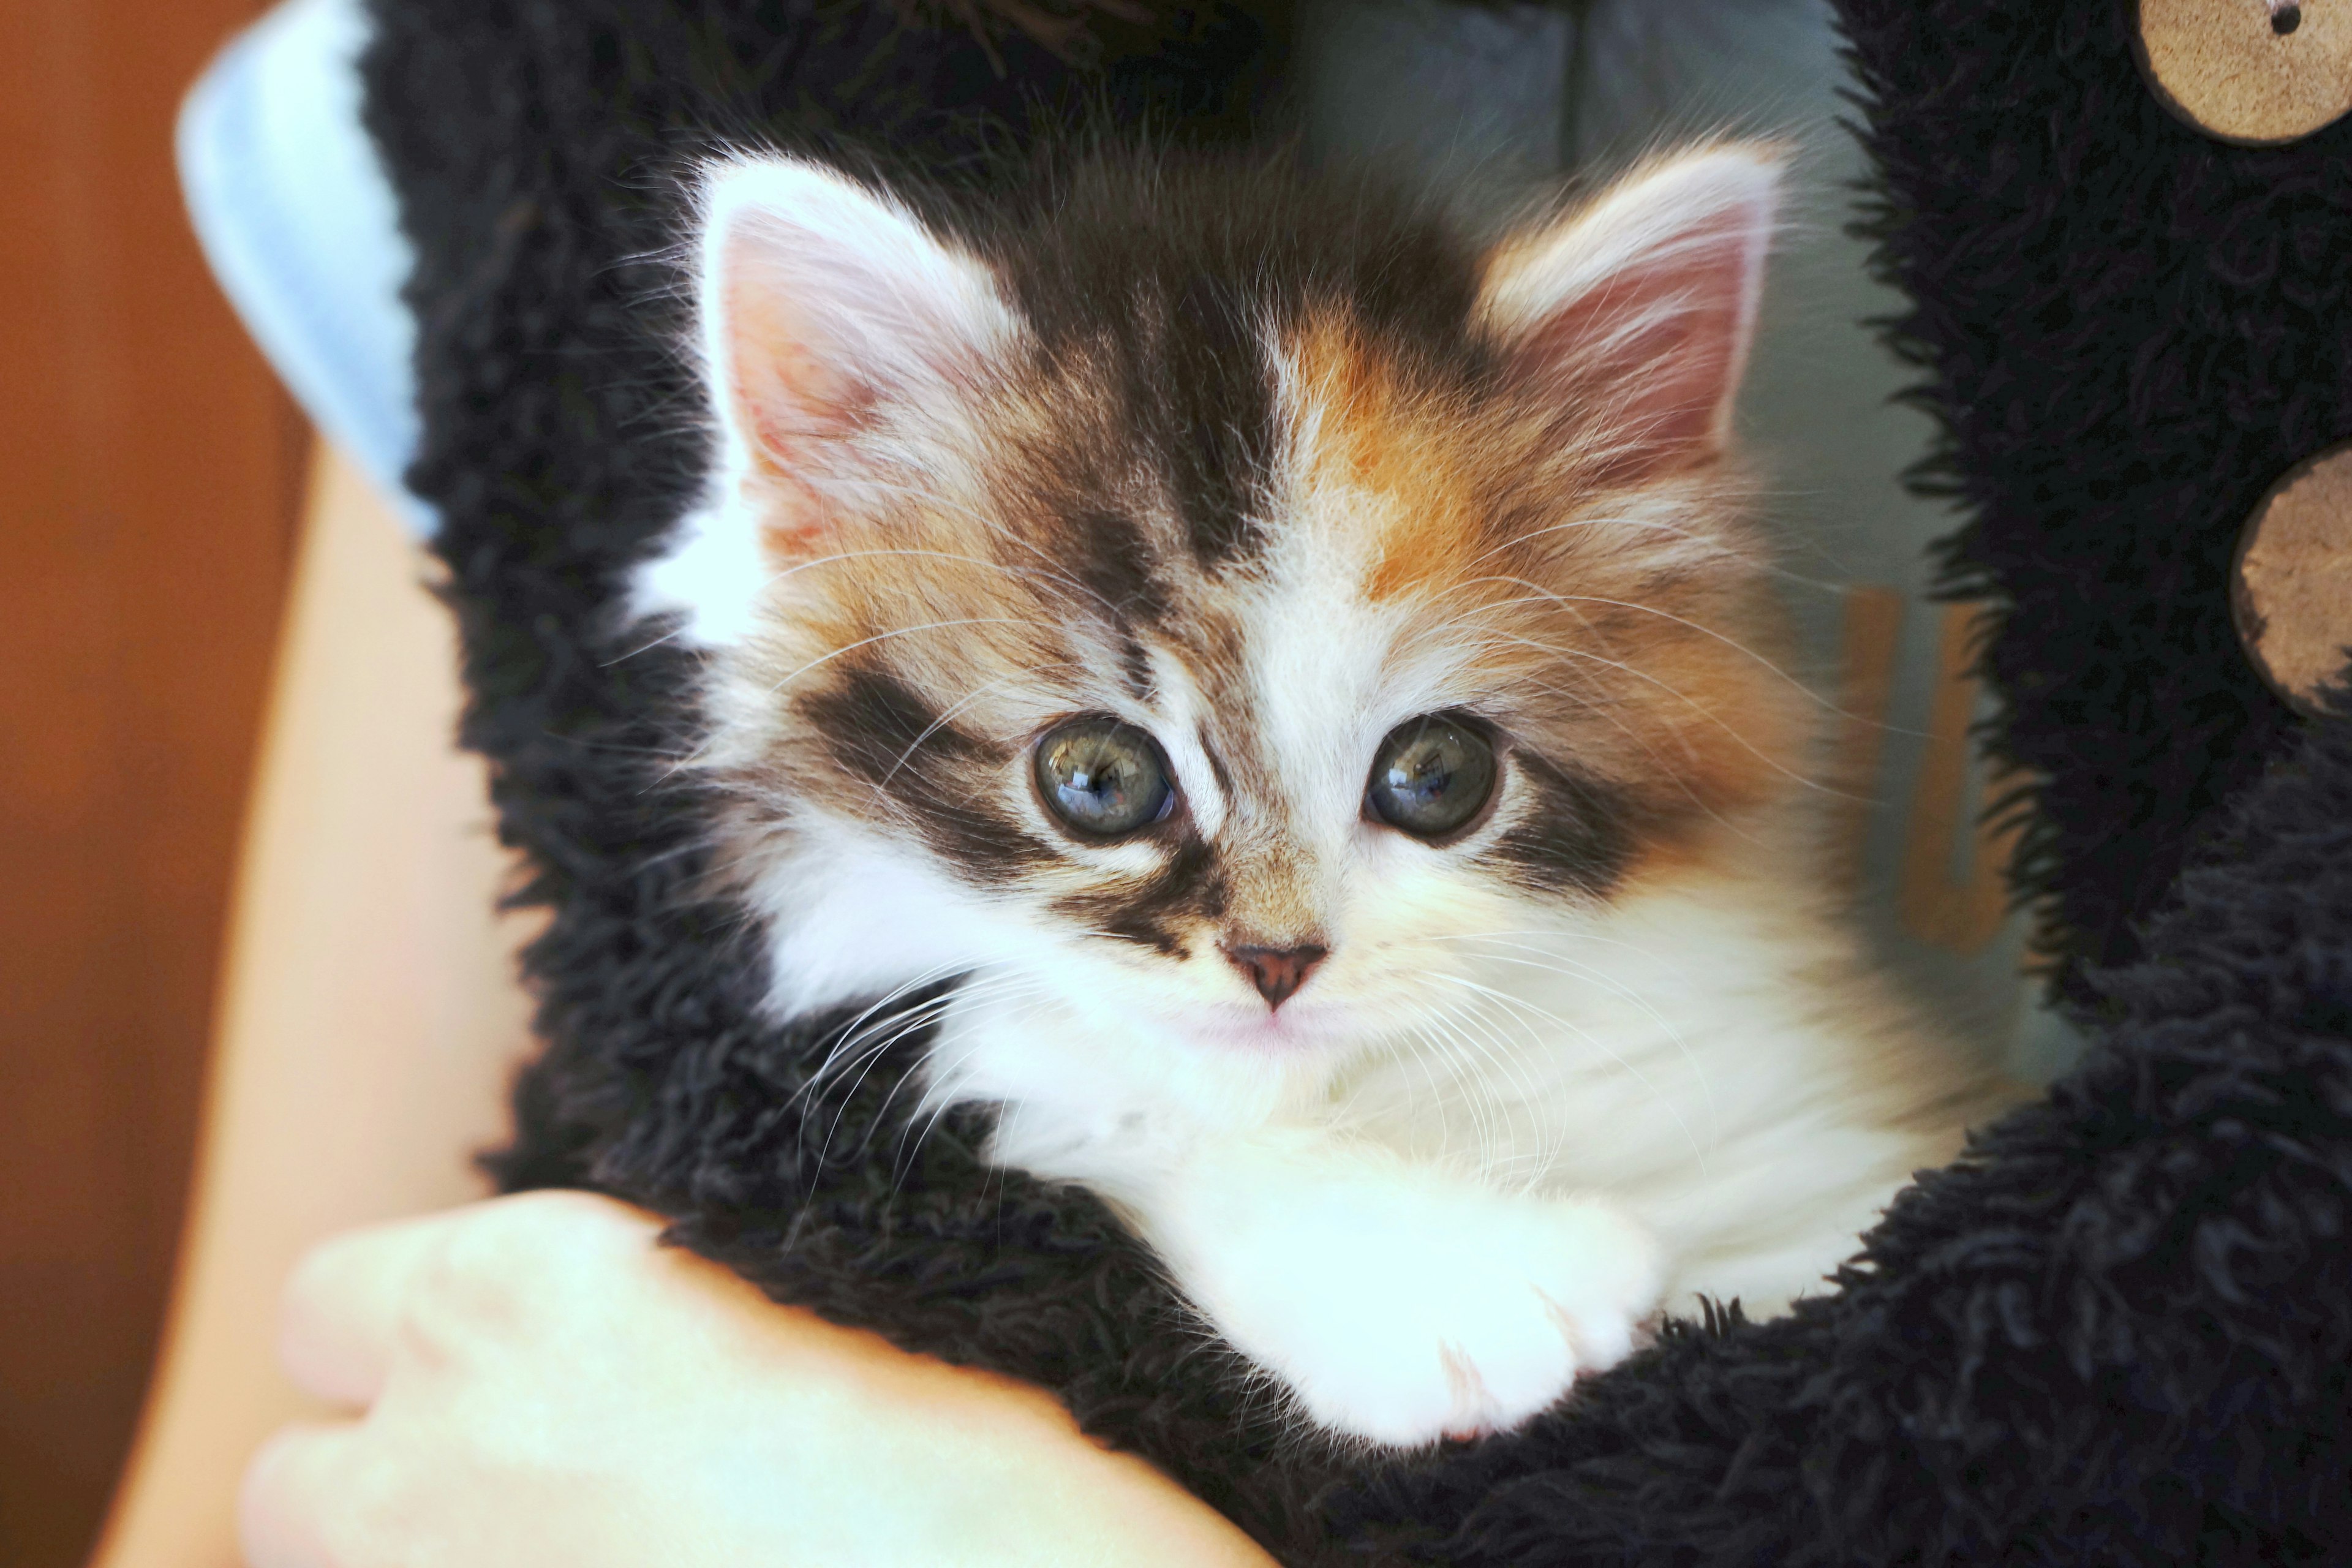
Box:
[635,143,2010,1447]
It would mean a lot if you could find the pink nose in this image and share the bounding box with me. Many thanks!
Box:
[1223,943,1329,1010]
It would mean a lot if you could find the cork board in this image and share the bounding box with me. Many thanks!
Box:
[2233,443,2352,715]
[2136,0,2352,145]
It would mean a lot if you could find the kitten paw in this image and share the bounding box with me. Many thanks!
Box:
[1187,1177,1662,1447]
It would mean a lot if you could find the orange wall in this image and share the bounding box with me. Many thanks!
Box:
[0,2,301,1562]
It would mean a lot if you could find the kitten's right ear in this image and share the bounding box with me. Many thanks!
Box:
[696,157,1014,541]
[1478,145,1782,482]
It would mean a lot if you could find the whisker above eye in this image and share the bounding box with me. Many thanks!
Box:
[1464,578,1851,718]
[1456,513,1857,600]
[765,544,1102,602]
[1422,645,1763,842]
[1462,625,1859,804]
[759,616,1038,699]
[845,477,1125,616]
[871,665,1088,791]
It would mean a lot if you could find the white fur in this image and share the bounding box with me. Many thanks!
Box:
[630,502,762,645]
[638,147,1998,1449]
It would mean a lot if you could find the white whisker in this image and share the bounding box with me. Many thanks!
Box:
[1428,971,1709,1177]
[760,617,1037,699]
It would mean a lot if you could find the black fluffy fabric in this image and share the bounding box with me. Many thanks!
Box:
[360,0,2352,1561]
[1839,0,2351,997]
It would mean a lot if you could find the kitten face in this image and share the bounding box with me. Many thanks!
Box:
[647,146,1800,1088]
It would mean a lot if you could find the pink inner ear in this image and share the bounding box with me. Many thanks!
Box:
[1506,203,1766,482]
[722,243,876,481]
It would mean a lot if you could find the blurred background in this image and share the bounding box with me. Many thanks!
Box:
[1,4,303,1562]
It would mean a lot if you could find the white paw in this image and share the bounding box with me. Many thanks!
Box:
[1184,1175,1663,1447]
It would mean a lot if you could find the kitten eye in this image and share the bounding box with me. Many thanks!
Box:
[1366,714,1497,840]
[1033,717,1175,839]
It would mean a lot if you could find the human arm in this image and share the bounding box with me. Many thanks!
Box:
[88,444,537,1568]
[239,1191,1280,1568]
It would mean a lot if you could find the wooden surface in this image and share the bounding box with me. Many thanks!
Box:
[0,3,301,1564]
[2137,0,2352,145]
[1829,584,1905,889]
[1896,603,2021,955]
[2234,442,2352,715]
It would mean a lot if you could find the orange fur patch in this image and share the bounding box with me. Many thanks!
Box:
[1283,314,1806,853]
[1286,316,1482,606]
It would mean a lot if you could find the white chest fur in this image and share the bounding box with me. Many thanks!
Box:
[929,867,1992,1446]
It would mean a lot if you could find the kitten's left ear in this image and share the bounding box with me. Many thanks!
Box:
[696,156,1015,521]
[1480,145,1782,479]
[638,158,1013,646]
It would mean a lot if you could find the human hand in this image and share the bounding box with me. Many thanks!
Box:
[239,1190,1278,1568]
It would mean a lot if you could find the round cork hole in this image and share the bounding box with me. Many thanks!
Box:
[2233,443,2352,717]
[2136,0,2352,145]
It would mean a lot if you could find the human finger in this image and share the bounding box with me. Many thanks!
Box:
[281,1194,670,1406]
[238,1419,380,1568]
[277,1209,466,1405]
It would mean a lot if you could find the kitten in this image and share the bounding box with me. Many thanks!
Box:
[635,143,2011,1447]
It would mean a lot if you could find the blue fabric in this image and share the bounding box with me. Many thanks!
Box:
[178,0,431,533]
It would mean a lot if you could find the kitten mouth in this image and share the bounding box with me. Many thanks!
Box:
[1182,1000,1354,1053]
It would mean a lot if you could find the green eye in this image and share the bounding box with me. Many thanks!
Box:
[1034,717,1175,839]
[1366,714,1497,839]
